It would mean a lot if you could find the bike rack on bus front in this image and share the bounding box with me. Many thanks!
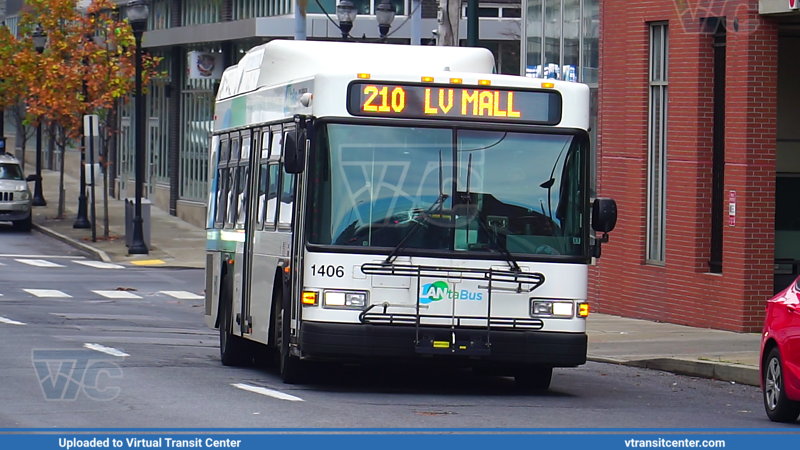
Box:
[358,263,546,357]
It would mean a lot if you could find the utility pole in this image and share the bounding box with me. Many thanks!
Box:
[437,0,460,46]
[466,0,478,47]
[410,0,421,45]
[295,0,306,40]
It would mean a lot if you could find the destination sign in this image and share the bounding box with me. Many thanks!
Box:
[347,82,562,125]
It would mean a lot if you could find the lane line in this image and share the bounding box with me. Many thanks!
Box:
[73,260,125,270]
[84,343,130,357]
[0,316,26,326]
[0,254,85,259]
[15,259,66,268]
[161,291,204,300]
[92,290,142,299]
[231,383,304,402]
[23,289,72,298]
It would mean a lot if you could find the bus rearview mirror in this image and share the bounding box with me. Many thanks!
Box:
[284,129,305,174]
[591,198,617,234]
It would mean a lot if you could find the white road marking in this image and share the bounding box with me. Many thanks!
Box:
[84,343,130,357]
[92,290,142,299]
[0,316,25,326]
[24,289,72,298]
[73,260,125,270]
[15,259,65,268]
[0,262,5,266]
[0,254,85,259]
[161,291,204,300]
[231,383,304,402]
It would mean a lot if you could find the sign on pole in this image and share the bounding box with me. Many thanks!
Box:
[83,114,99,242]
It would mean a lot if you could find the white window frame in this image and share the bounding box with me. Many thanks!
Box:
[646,23,668,264]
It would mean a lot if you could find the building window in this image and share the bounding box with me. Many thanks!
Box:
[647,23,668,264]
[233,0,292,19]
[182,0,222,26]
[149,0,171,30]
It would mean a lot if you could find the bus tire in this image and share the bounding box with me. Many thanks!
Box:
[219,274,249,366]
[515,367,553,391]
[276,296,305,384]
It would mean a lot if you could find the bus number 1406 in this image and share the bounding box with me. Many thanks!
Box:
[311,265,345,278]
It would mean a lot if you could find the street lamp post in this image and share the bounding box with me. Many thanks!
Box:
[336,0,357,40]
[73,35,92,229]
[375,0,396,42]
[32,26,47,207]
[127,0,149,255]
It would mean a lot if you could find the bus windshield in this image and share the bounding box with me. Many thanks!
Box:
[307,123,586,257]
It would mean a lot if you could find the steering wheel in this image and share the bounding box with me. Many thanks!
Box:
[535,245,561,255]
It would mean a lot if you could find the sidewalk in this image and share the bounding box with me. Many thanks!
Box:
[586,314,761,387]
[9,127,760,388]
[30,168,206,269]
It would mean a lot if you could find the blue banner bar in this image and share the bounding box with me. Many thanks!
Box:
[1,432,799,450]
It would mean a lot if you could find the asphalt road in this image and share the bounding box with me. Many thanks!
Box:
[0,227,791,429]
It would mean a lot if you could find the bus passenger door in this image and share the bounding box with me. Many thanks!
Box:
[235,130,256,337]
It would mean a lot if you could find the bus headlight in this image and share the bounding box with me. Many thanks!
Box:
[323,291,368,309]
[531,300,574,318]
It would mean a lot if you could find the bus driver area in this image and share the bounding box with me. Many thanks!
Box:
[204,40,617,390]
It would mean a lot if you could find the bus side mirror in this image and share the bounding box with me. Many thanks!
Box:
[591,198,617,259]
[284,129,305,174]
[592,198,617,234]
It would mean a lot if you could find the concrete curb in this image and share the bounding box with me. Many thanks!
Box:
[32,223,113,263]
[588,356,760,387]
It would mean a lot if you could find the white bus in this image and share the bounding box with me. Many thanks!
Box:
[204,40,618,390]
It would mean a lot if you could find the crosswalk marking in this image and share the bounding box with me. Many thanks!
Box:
[0,316,25,326]
[92,290,142,299]
[73,260,126,270]
[84,343,130,357]
[161,291,204,300]
[15,259,65,268]
[231,383,304,402]
[23,289,72,298]
[0,254,85,259]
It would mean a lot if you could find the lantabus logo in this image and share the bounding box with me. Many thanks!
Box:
[419,280,483,304]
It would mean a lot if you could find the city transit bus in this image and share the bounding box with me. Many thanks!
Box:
[203,39,618,390]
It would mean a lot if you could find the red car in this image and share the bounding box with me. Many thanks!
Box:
[762,274,800,422]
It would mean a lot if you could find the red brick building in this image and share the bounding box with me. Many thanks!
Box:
[592,0,800,332]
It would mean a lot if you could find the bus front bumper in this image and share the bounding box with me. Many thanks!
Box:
[298,322,587,368]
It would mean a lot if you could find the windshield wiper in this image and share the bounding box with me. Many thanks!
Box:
[383,150,449,265]
[461,153,521,273]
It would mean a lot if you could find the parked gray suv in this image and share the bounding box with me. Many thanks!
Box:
[0,153,36,231]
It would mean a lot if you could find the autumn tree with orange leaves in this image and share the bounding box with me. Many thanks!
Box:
[0,23,37,166]
[14,0,161,219]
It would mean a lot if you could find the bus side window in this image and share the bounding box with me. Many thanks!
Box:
[236,165,249,228]
[214,139,230,226]
[264,164,280,229]
[215,168,229,226]
[226,167,239,228]
[278,171,295,229]
[256,162,269,229]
